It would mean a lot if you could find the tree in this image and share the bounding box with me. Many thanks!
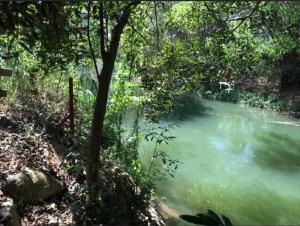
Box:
[86,1,140,200]
[0,0,141,201]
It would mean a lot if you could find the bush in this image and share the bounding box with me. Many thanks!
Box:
[204,89,291,112]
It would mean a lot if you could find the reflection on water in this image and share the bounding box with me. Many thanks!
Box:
[139,99,300,225]
[255,132,300,171]
[240,143,254,165]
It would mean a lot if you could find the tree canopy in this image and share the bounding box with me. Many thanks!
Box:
[1,2,300,223]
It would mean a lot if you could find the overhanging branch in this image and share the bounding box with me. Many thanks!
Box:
[230,1,263,33]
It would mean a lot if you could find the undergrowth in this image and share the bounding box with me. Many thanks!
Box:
[204,89,293,112]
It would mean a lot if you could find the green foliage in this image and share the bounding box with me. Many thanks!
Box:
[144,123,182,188]
[1,1,300,223]
[120,2,300,119]
[207,89,292,112]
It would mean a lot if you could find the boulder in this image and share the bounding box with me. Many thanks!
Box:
[0,193,21,226]
[2,168,63,203]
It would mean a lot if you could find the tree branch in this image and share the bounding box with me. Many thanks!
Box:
[230,1,263,33]
[99,0,107,59]
[87,0,100,85]
[127,20,150,45]
[204,1,223,23]
[154,2,160,51]
[108,2,140,58]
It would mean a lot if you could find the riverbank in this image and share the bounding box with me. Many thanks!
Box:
[0,103,166,225]
[202,76,300,118]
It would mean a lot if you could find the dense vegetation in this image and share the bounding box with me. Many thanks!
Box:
[0,1,299,225]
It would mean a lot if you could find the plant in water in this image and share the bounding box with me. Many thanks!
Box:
[144,123,182,187]
[180,209,232,226]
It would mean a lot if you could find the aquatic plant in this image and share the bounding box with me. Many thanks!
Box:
[180,209,232,226]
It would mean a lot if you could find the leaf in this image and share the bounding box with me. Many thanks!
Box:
[179,215,205,225]
[206,209,223,225]
[180,209,228,225]
[221,215,232,226]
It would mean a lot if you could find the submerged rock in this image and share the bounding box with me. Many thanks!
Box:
[2,167,63,203]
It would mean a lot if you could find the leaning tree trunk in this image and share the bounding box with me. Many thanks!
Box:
[86,1,140,201]
[86,58,115,199]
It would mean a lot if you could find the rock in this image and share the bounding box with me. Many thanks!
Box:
[2,168,63,203]
[48,216,58,225]
[147,204,166,226]
[0,195,21,226]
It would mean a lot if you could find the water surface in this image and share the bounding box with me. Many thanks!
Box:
[139,99,300,225]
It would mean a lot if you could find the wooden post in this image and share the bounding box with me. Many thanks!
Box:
[0,90,7,98]
[0,68,12,77]
[69,77,75,141]
[0,68,12,98]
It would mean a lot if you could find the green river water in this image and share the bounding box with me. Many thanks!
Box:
[138,99,300,225]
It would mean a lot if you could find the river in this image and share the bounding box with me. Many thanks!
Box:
[138,99,300,225]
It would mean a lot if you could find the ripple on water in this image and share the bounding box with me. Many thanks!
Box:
[139,99,300,225]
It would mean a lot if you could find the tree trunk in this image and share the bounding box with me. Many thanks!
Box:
[86,58,114,198]
[86,2,140,200]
